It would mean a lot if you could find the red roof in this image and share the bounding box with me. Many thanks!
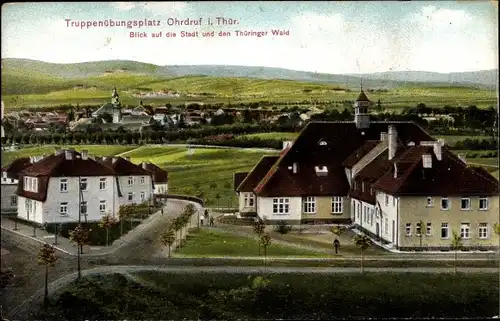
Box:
[372,147,499,196]
[140,162,168,183]
[253,121,433,197]
[236,156,279,193]
[2,157,32,179]
[234,172,249,191]
[97,157,151,176]
[342,140,380,168]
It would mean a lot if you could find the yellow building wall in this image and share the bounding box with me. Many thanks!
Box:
[301,196,351,220]
[398,196,499,249]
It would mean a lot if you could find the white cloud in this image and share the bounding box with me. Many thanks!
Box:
[110,2,186,13]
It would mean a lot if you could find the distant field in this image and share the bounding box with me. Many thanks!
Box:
[2,70,496,110]
[242,132,299,141]
[0,145,136,166]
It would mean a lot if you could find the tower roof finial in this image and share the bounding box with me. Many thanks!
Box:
[360,77,363,91]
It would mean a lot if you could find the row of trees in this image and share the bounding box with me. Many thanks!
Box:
[160,203,197,257]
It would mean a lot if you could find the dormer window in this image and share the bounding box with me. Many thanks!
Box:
[319,140,327,146]
[314,166,328,177]
[361,181,365,192]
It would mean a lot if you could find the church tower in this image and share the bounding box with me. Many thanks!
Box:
[111,87,122,123]
[353,84,371,129]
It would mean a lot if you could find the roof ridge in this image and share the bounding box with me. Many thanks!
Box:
[443,148,499,184]
[236,155,278,192]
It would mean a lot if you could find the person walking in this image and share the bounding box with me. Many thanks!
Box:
[209,216,215,226]
[333,238,340,255]
[200,214,205,226]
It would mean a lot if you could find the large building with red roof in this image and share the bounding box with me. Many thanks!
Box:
[234,89,499,251]
[10,149,154,224]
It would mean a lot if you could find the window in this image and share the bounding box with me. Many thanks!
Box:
[385,195,389,206]
[416,222,422,236]
[140,176,145,185]
[331,197,343,214]
[128,176,134,186]
[478,223,488,239]
[31,178,37,192]
[60,178,68,192]
[353,181,357,190]
[441,223,449,239]
[426,223,432,236]
[60,202,68,216]
[10,196,17,206]
[460,198,470,211]
[24,176,28,188]
[80,178,88,191]
[370,187,373,195]
[272,198,290,214]
[392,197,396,207]
[244,193,255,207]
[441,197,450,210]
[426,197,433,207]
[460,223,470,239]
[370,209,374,225]
[375,207,379,219]
[140,192,145,201]
[80,201,87,215]
[384,218,388,235]
[99,178,106,190]
[357,203,361,218]
[405,223,412,236]
[303,197,316,213]
[479,197,488,210]
[361,181,365,192]
[99,200,106,213]
[128,192,134,201]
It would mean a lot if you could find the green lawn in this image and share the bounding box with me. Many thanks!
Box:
[435,135,491,145]
[241,132,299,140]
[36,272,498,320]
[176,228,328,257]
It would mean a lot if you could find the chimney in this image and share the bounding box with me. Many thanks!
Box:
[292,162,298,174]
[433,142,442,161]
[142,162,147,169]
[54,147,63,156]
[388,125,397,160]
[393,163,398,178]
[380,132,388,141]
[102,156,108,161]
[81,150,88,160]
[422,154,432,168]
[112,157,117,164]
[282,141,292,150]
[29,156,34,164]
[65,150,73,160]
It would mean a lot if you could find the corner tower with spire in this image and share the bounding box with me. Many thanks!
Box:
[353,83,371,129]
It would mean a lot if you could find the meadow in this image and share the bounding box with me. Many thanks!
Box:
[2,71,497,110]
[36,272,498,320]
[1,145,278,208]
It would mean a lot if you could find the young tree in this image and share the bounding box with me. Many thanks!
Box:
[416,220,427,251]
[253,219,267,255]
[161,229,176,258]
[38,243,57,306]
[451,231,463,275]
[98,213,118,246]
[171,218,183,248]
[260,233,272,270]
[354,234,372,273]
[215,193,221,209]
[118,204,133,236]
[69,224,90,280]
[330,225,345,245]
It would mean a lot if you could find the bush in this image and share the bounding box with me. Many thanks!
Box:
[275,221,292,234]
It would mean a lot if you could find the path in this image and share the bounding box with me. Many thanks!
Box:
[9,264,498,320]
[115,146,142,157]
[469,162,499,168]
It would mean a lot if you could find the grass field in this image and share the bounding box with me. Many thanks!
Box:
[176,228,328,257]
[2,68,496,109]
[36,272,498,320]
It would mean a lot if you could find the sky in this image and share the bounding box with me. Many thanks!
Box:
[1,1,498,74]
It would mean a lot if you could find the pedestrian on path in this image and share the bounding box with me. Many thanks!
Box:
[333,238,340,255]
[161,208,164,215]
[200,215,205,226]
[210,216,215,226]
